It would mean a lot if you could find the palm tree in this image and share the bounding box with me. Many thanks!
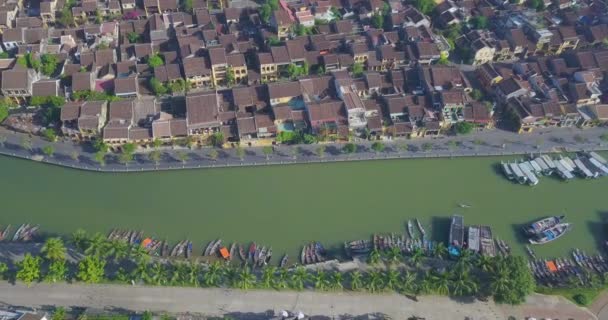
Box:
[290,266,309,291]
[384,269,400,291]
[236,267,257,290]
[84,233,107,258]
[455,248,473,271]
[349,270,363,291]
[429,269,450,295]
[260,266,276,289]
[169,262,184,285]
[223,266,239,288]
[450,268,478,296]
[275,268,289,289]
[328,271,343,291]
[107,240,130,263]
[420,270,434,294]
[400,270,417,295]
[175,151,189,164]
[368,248,381,265]
[148,262,169,285]
[386,246,402,266]
[365,270,385,293]
[432,242,448,259]
[312,270,329,291]
[71,229,89,251]
[203,262,223,287]
[409,248,424,268]
[41,237,66,261]
[490,272,510,296]
[131,260,149,283]
[475,255,493,273]
[186,261,201,286]
[129,245,151,264]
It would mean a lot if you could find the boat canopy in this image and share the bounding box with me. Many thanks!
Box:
[546,261,557,272]
[219,247,230,259]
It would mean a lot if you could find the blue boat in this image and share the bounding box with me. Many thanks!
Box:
[524,215,565,235]
[529,223,572,244]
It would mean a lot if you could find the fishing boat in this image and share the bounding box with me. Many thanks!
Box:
[249,242,257,262]
[253,246,261,264]
[0,225,10,241]
[280,254,288,268]
[529,223,572,244]
[458,203,472,208]
[238,244,246,262]
[300,245,306,264]
[257,246,266,266]
[523,215,565,235]
[416,219,426,238]
[185,241,193,259]
[229,243,236,261]
[12,224,26,241]
[204,240,215,256]
[210,239,222,256]
[501,161,514,180]
[407,220,415,239]
[170,241,182,257]
[161,241,169,257]
[265,247,273,264]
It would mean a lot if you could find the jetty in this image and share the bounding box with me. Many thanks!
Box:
[467,226,480,253]
[480,226,496,257]
[449,215,464,248]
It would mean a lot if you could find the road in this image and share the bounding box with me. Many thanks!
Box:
[0,282,597,319]
[0,126,607,172]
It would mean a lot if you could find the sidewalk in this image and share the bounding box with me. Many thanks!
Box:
[0,126,606,173]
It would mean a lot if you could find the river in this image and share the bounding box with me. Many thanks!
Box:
[1,154,607,262]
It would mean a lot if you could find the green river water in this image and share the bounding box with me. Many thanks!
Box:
[1,154,607,262]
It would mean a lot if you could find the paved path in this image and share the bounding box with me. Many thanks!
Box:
[0,126,607,172]
[0,282,597,319]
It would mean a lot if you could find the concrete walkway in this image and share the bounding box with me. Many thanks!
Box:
[0,282,597,319]
[0,126,607,172]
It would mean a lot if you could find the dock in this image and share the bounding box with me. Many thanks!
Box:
[480,226,496,257]
[449,215,464,247]
[467,226,480,253]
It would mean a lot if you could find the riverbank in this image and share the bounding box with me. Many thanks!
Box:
[0,126,607,172]
[0,282,596,319]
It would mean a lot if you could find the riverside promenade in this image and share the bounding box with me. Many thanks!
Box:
[0,282,597,319]
[0,126,607,172]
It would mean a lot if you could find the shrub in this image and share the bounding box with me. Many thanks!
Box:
[573,293,588,306]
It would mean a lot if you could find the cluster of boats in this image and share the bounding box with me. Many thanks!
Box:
[501,152,608,186]
[0,224,39,242]
[300,242,326,265]
[523,216,572,245]
[529,249,608,287]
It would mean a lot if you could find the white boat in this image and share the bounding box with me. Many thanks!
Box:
[518,162,539,186]
[589,151,607,165]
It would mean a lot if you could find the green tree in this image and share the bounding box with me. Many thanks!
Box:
[316,145,326,158]
[127,32,140,43]
[208,149,219,161]
[77,255,106,283]
[52,307,66,320]
[490,256,535,305]
[312,270,329,291]
[432,242,448,259]
[235,145,245,160]
[40,54,59,76]
[122,142,136,154]
[225,66,235,86]
[16,254,41,286]
[236,267,257,290]
[428,269,451,295]
[385,246,402,266]
[527,0,545,11]
[142,311,152,320]
[351,62,364,77]
[470,16,488,29]
[209,132,225,147]
[107,240,130,262]
[85,233,108,258]
[42,145,55,157]
[119,152,134,166]
[421,142,433,152]
[469,89,483,101]
[262,145,273,160]
[368,248,381,265]
[413,0,436,14]
[148,53,164,68]
[94,151,106,167]
[454,122,474,135]
[437,52,449,65]
[384,269,400,291]
[0,104,8,123]
[41,237,67,261]
[371,12,384,29]
[0,262,7,280]
[574,293,589,306]
[42,128,58,142]
[149,150,162,166]
[348,270,363,291]
[70,151,79,162]
[175,151,189,164]
[342,142,356,155]
[168,79,186,93]
[290,266,309,290]
[450,268,478,296]
[203,261,223,287]
[259,3,272,24]
[150,77,168,96]
[93,139,109,153]
[365,270,385,293]
[21,136,33,151]
[328,271,343,291]
[401,270,418,295]
[260,266,277,289]
[181,0,193,12]
[71,229,89,251]
[275,268,289,289]
[409,248,424,267]
[148,262,169,285]
[371,141,385,154]
[45,260,68,283]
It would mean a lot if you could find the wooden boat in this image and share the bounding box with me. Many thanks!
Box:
[249,243,257,262]
[257,246,266,266]
[253,246,261,265]
[458,203,472,208]
[204,240,216,256]
[13,224,26,241]
[265,247,273,264]
[210,239,222,256]
[170,241,183,257]
[300,245,306,264]
[238,244,246,262]
[407,220,415,239]
[524,215,565,235]
[280,254,288,268]
[160,241,168,257]
[1,225,11,241]
[529,223,572,244]
[185,241,193,259]
[416,219,426,238]
[229,243,236,261]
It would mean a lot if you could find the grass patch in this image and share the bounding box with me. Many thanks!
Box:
[536,286,604,306]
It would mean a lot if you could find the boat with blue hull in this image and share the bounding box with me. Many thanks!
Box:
[523,215,565,235]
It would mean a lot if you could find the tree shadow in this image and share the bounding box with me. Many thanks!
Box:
[325,146,340,156]
[587,211,608,253]
[509,223,528,247]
